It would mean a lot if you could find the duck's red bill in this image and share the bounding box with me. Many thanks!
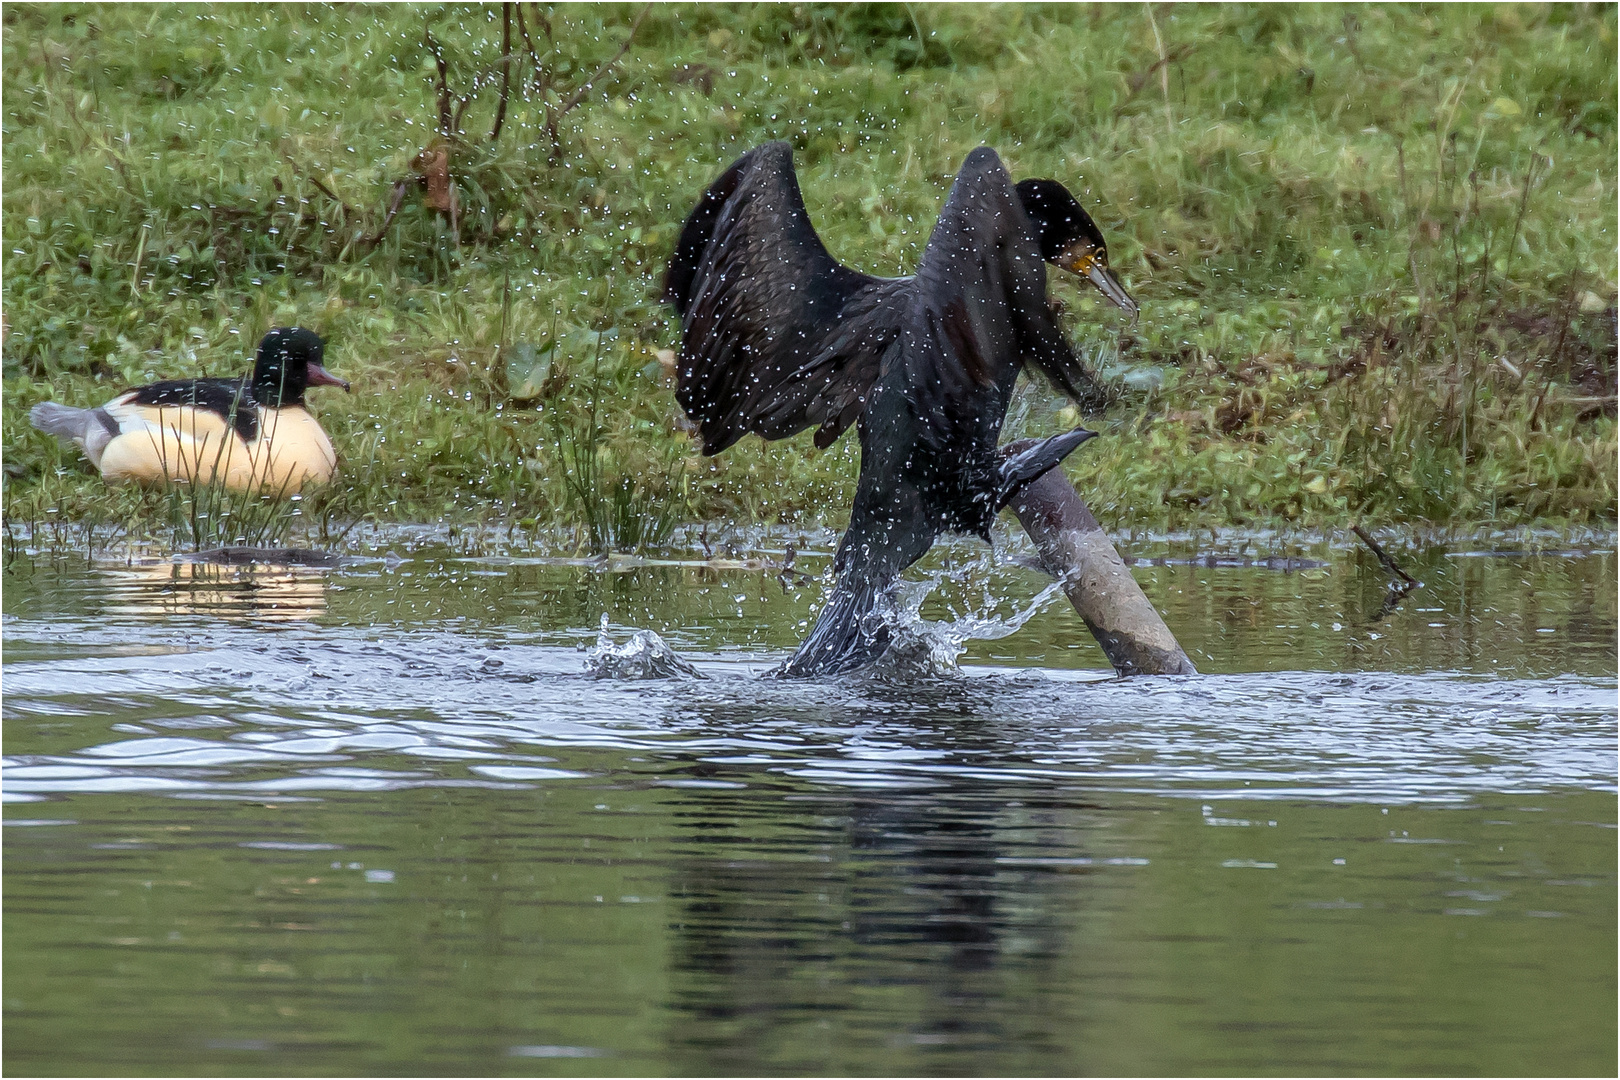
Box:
[307,363,351,391]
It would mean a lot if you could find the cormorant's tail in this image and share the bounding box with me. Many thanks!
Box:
[995,427,1097,509]
[775,571,897,677]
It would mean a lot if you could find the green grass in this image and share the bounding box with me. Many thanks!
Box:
[3,3,1615,548]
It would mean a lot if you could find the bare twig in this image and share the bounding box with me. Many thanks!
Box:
[552,3,650,122]
[365,177,416,249]
[303,175,351,215]
[1351,524,1419,587]
[282,155,356,217]
[1542,271,1581,402]
[1118,43,1196,107]
[1341,12,1367,70]
[528,2,553,43]
[514,2,559,150]
[1500,153,1543,290]
[1142,3,1175,136]
[1394,134,1409,213]
[489,1,513,142]
[356,5,645,255]
[425,28,452,136]
[1474,171,1496,301]
[515,2,547,83]
[449,183,461,250]
[451,88,474,135]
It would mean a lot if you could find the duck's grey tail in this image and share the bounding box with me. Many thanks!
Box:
[30,401,118,464]
[30,401,93,440]
[775,571,897,677]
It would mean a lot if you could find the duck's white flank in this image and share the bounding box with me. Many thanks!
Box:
[91,396,336,494]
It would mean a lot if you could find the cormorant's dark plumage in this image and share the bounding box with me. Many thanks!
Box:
[666,143,1138,675]
[664,142,903,456]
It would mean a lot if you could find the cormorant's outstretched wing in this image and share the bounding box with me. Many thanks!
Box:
[664,142,900,455]
[888,147,1095,457]
[832,149,1098,578]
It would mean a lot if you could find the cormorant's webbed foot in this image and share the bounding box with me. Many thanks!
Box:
[774,573,896,677]
[995,427,1098,510]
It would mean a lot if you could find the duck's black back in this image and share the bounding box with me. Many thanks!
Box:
[127,378,259,442]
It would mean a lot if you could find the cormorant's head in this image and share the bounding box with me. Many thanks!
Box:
[252,327,350,407]
[1015,179,1138,317]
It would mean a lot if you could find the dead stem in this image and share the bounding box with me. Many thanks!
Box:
[1351,524,1420,587]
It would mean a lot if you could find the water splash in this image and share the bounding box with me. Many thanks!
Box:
[586,614,702,680]
[860,559,1072,681]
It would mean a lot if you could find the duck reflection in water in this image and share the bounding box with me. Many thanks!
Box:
[99,559,329,622]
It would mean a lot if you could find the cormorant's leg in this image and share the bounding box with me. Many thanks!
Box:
[994,427,1098,510]
[777,480,939,678]
[775,570,899,677]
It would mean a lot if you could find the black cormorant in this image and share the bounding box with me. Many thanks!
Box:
[664,142,1137,675]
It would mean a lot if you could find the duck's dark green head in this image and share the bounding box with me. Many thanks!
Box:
[1015,179,1138,316]
[252,327,349,406]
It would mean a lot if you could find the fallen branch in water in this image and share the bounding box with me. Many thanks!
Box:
[1005,446,1197,676]
[1351,524,1419,587]
[1352,524,1421,623]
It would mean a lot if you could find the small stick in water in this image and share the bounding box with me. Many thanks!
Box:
[1351,524,1420,588]
[1352,523,1421,624]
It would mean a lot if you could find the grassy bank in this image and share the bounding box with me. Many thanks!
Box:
[3,3,1615,550]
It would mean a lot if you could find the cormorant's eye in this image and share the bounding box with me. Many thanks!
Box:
[1064,249,1099,275]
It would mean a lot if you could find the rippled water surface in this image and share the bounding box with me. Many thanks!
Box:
[4,532,1615,1075]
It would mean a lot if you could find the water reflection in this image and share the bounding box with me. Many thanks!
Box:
[661,784,1078,1070]
[97,559,329,622]
[1,534,1614,1075]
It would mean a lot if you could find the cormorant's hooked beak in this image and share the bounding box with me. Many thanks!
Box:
[1059,244,1139,318]
[307,363,351,392]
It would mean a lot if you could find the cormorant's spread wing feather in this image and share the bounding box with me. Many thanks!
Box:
[665,142,896,455]
[895,147,1096,452]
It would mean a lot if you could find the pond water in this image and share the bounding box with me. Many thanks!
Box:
[3,529,1615,1076]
